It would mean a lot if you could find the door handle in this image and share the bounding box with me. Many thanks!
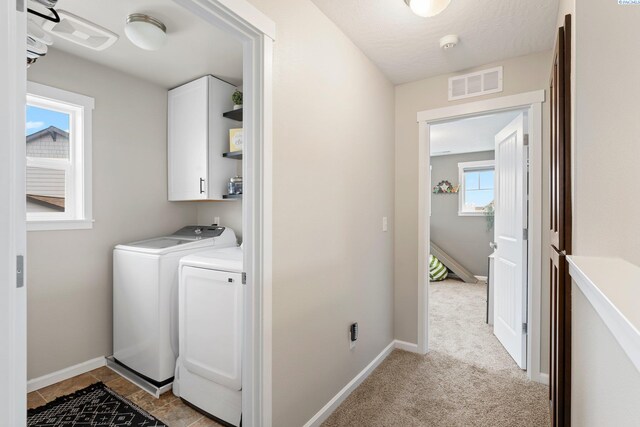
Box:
[490,242,498,250]
[199,178,205,194]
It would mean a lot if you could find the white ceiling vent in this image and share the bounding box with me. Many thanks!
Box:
[448,66,503,101]
[42,10,119,51]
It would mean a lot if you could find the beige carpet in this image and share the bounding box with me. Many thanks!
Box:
[323,279,550,427]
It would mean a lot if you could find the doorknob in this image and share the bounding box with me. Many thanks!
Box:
[490,242,498,250]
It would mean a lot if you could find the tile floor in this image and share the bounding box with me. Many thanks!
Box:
[27,367,223,427]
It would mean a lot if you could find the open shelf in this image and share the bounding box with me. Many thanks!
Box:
[222,151,243,160]
[223,194,242,200]
[223,108,243,121]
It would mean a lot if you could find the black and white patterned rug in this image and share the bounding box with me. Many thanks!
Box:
[28,382,167,427]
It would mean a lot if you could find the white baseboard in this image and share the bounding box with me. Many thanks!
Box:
[27,356,106,393]
[538,372,549,385]
[303,341,395,427]
[475,275,488,282]
[394,339,419,353]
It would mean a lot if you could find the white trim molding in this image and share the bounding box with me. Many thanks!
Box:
[538,373,549,386]
[416,90,546,384]
[417,90,545,123]
[27,356,106,393]
[457,159,495,217]
[303,341,396,427]
[303,339,424,427]
[0,0,27,423]
[568,256,640,373]
[26,82,95,231]
[394,339,419,353]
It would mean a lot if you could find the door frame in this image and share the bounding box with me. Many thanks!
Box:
[416,90,546,383]
[0,0,27,425]
[1,0,275,425]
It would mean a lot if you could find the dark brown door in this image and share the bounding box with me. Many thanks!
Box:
[549,14,572,427]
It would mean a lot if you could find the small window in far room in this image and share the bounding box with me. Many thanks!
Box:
[26,82,94,231]
[458,160,495,216]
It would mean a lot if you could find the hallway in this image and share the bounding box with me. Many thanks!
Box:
[323,279,549,426]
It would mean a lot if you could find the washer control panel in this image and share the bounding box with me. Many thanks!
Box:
[172,225,225,239]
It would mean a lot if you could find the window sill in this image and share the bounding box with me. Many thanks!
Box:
[27,219,94,231]
[458,211,486,217]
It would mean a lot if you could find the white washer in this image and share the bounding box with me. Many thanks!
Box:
[174,246,243,427]
[113,226,237,388]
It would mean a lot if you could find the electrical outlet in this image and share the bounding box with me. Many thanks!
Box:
[349,322,358,349]
[382,216,388,232]
[213,216,220,226]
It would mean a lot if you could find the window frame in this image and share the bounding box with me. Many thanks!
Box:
[26,82,94,231]
[458,159,495,217]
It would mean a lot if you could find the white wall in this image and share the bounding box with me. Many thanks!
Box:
[568,0,640,423]
[572,282,640,426]
[245,1,396,426]
[26,48,197,379]
[572,0,640,264]
[394,51,552,373]
[196,201,242,241]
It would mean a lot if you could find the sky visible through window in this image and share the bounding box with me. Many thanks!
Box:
[465,169,494,207]
[26,105,70,136]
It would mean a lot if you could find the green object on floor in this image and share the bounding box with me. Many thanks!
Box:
[429,254,448,281]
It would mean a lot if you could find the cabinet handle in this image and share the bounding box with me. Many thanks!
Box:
[199,178,205,194]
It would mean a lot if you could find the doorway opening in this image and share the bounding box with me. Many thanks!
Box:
[416,91,547,384]
[2,1,273,426]
[428,109,529,375]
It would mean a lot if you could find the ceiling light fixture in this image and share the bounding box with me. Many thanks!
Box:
[404,0,451,17]
[125,13,167,51]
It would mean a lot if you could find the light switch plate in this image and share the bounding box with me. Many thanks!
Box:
[382,216,388,232]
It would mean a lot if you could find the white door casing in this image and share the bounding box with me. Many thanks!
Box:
[417,90,545,383]
[1,0,27,424]
[493,113,528,369]
[3,0,274,425]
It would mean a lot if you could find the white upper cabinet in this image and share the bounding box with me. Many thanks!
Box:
[168,76,237,201]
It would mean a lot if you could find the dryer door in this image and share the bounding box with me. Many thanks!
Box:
[180,266,243,390]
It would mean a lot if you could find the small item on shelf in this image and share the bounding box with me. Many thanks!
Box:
[432,180,459,194]
[229,128,243,152]
[228,176,243,195]
[232,90,243,110]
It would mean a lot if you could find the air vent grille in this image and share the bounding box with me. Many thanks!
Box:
[41,10,119,51]
[448,66,503,101]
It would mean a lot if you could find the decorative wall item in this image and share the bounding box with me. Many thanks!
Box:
[432,180,459,194]
[229,128,243,152]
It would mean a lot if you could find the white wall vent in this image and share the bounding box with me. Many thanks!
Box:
[448,66,503,101]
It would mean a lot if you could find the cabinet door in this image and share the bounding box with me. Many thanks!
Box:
[168,77,209,201]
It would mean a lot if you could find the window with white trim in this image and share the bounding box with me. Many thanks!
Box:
[458,160,495,216]
[26,82,94,231]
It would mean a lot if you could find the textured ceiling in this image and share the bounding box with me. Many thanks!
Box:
[35,0,243,88]
[311,0,559,84]
[430,110,522,156]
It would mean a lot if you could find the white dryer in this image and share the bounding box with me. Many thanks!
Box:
[113,226,236,388]
[174,246,243,427]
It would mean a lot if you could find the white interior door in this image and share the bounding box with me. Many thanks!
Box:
[0,0,27,424]
[493,113,528,369]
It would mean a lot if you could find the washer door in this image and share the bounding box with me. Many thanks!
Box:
[180,266,243,390]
